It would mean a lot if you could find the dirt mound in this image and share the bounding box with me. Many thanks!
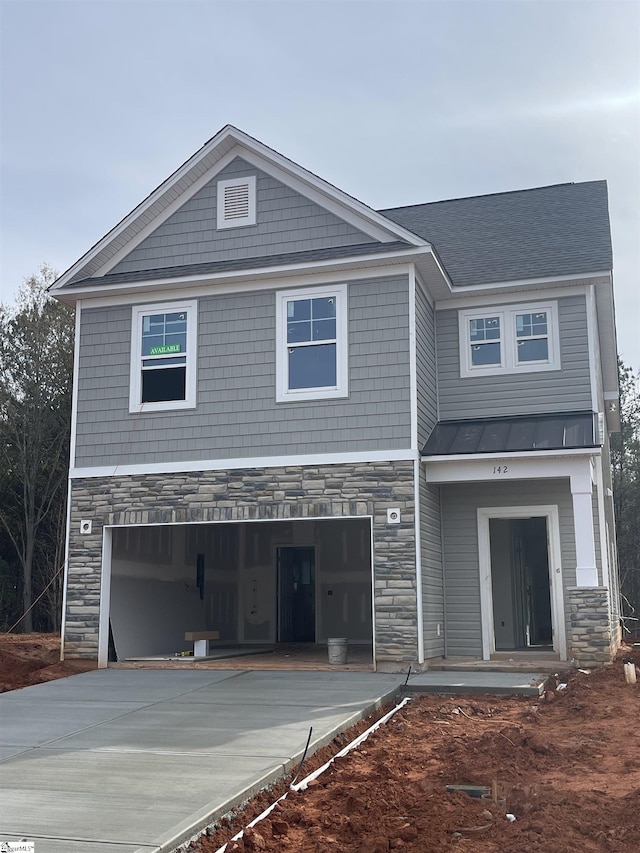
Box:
[0,632,95,692]
[191,651,640,853]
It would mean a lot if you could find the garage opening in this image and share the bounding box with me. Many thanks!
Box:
[489,517,553,650]
[106,517,373,663]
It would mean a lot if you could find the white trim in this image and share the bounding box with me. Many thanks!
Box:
[439,270,611,299]
[98,526,112,668]
[52,126,425,289]
[458,301,560,378]
[425,446,599,467]
[436,282,595,310]
[70,447,418,479]
[570,472,599,587]
[370,514,377,670]
[477,505,567,661]
[216,175,256,229]
[55,252,428,306]
[594,458,609,589]
[129,299,198,413]
[585,285,599,415]
[231,145,425,246]
[425,452,596,488]
[413,459,424,664]
[408,267,418,452]
[95,148,248,277]
[59,478,72,661]
[63,261,418,309]
[69,301,82,470]
[275,283,348,403]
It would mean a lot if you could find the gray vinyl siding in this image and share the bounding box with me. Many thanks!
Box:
[436,295,593,419]
[74,275,411,467]
[111,157,376,275]
[415,283,437,448]
[419,476,444,658]
[441,479,580,657]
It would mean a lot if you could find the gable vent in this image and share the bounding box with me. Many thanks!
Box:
[217,176,256,229]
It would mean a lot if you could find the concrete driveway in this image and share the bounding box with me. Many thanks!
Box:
[0,668,402,853]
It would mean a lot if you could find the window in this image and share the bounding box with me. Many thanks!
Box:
[276,284,348,402]
[459,302,559,378]
[216,176,256,229]
[130,300,197,412]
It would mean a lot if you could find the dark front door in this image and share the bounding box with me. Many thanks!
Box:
[277,546,315,642]
[490,517,553,650]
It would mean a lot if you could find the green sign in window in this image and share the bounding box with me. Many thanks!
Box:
[149,344,182,356]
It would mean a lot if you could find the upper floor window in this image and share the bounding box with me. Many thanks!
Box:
[216,176,256,229]
[275,284,348,403]
[459,301,559,378]
[129,300,197,413]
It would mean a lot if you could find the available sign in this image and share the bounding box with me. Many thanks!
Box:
[149,344,181,356]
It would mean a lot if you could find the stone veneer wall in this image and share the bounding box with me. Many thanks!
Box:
[567,587,617,667]
[65,461,418,665]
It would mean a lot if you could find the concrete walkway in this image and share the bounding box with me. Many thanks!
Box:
[0,666,549,852]
[0,669,401,853]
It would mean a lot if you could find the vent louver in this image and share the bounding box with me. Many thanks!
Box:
[217,176,256,229]
[224,182,250,221]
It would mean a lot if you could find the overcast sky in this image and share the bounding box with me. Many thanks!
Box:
[1,0,639,368]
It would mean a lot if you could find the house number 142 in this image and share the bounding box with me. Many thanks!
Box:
[492,465,509,474]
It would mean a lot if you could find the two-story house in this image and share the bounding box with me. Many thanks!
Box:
[51,125,621,671]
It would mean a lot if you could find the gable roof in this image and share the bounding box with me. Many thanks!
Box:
[381,180,612,287]
[51,125,426,291]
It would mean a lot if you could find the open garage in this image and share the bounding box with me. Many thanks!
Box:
[106,517,373,661]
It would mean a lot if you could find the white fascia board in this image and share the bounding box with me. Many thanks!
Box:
[53,253,427,307]
[424,449,599,485]
[70,448,418,480]
[408,267,418,452]
[435,277,610,310]
[52,126,426,290]
[230,146,425,247]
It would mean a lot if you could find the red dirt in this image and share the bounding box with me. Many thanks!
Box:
[0,632,95,693]
[189,652,640,853]
[2,635,639,851]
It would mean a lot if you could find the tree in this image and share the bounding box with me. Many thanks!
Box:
[611,360,640,638]
[0,265,74,632]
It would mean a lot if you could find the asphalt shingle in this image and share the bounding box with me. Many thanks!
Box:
[380,180,612,286]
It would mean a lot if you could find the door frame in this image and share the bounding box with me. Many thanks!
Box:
[276,544,317,643]
[477,505,566,661]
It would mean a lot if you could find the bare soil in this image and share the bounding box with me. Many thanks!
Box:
[0,632,95,692]
[2,635,639,852]
[188,652,640,853]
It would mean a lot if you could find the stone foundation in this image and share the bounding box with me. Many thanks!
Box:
[567,586,617,667]
[65,460,419,665]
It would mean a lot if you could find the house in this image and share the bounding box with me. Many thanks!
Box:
[51,125,621,670]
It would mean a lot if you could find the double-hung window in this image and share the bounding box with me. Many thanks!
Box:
[129,300,197,412]
[276,284,348,402]
[459,301,559,377]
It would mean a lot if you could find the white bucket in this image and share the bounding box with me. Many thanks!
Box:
[327,637,348,665]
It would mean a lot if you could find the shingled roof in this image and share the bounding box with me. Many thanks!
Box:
[380,180,612,287]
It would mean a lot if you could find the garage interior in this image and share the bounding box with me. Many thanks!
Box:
[108,518,373,662]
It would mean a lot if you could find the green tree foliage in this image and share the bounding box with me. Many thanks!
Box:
[0,265,74,631]
[611,361,640,637]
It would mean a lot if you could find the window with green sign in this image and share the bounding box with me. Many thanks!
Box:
[130,301,197,412]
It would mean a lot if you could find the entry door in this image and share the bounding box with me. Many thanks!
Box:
[277,547,315,642]
[490,517,553,650]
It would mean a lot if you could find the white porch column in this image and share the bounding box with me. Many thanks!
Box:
[570,469,599,587]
